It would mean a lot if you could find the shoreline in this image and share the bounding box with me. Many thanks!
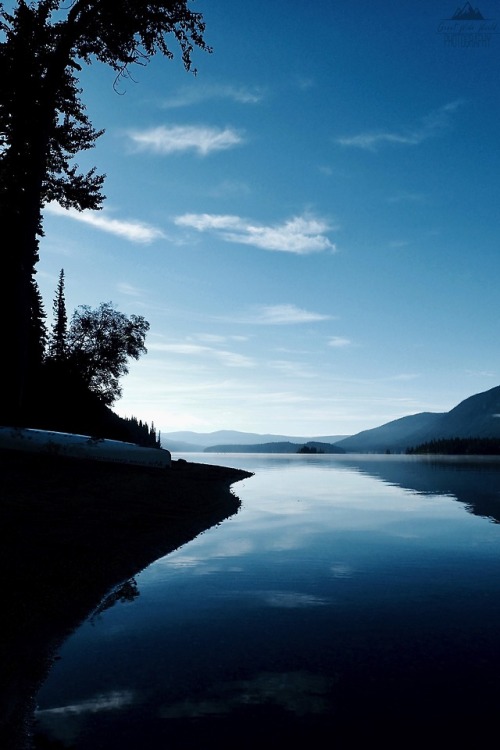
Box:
[0,450,252,750]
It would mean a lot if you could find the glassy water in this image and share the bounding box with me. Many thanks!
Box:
[34,455,500,746]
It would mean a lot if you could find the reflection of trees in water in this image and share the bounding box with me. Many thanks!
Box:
[91,578,140,620]
[338,457,500,524]
[0,452,247,750]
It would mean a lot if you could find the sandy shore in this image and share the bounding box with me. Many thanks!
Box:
[0,450,252,750]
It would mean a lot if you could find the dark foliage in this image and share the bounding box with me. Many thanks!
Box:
[23,273,157,444]
[28,277,47,373]
[48,268,68,361]
[63,302,149,405]
[301,441,345,454]
[27,363,160,446]
[406,437,500,455]
[0,0,209,423]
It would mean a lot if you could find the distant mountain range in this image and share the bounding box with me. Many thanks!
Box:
[335,385,500,453]
[161,385,500,454]
[204,441,345,454]
[161,430,348,452]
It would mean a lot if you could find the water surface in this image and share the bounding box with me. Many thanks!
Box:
[35,454,500,746]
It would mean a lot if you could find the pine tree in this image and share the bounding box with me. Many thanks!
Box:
[29,277,47,370]
[48,269,68,361]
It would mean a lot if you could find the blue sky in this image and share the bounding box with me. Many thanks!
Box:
[35,0,500,436]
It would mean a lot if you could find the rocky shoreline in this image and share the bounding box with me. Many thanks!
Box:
[0,450,252,750]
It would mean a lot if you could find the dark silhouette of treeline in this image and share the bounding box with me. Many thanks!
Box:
[297,442,345,454]
[298,445,324,454]
[29,363,161,447]
[407,437,500,455]
[24,270,160,447]
[204,440,345,454]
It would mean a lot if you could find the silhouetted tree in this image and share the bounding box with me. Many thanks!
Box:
[48,268,68,361]
[0,0,210,423]
[406,437,500,455]
[28,277,47,371]
[120,416,161,447]
[65,302,149,405]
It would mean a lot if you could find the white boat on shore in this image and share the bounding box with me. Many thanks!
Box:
[0,427,171,469]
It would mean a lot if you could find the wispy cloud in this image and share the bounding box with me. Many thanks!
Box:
[193,333,249,344]
[248,304,331,325]
[465,369,496,378]
[46,203,165,244]
[269,360,316,378]
[387,373,420,382]
[116,282,144,297]
[336,101,463,151]
[174,213,336,254]
[328,336,352,348]
[148,341,255,368]
[127,125,244,156]
[163,83,265,108]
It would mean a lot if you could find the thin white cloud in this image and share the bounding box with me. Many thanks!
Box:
[193,333,249,344]
[127,125,244,156]
[388,373,420,381]
[214,350,255,368]
[117,282,144,297]
[163,83,265,108]
[250,304,331,325]
[465,369,496,378]
[337,101,463,151]
[46,203,165,244]
[269,360,316,378]
[338,132,416,149]
[328,336,352,348]
[148,341,255,368]
[174,213,336,254]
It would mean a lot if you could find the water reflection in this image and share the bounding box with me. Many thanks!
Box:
[335,454,500,523]
[34,455,500,747]
[0,455,246,750]
[158,670,334,719]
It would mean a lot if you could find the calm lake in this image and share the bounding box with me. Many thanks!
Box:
[34,454,500,746]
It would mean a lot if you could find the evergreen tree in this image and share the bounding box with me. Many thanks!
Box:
[48,269,68,361]
[0,0,209,423]
[28,277,47,370]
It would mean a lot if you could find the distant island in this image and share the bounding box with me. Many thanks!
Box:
[204,441,345,454]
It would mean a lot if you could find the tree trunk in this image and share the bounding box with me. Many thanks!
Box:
[0,208,40,425]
